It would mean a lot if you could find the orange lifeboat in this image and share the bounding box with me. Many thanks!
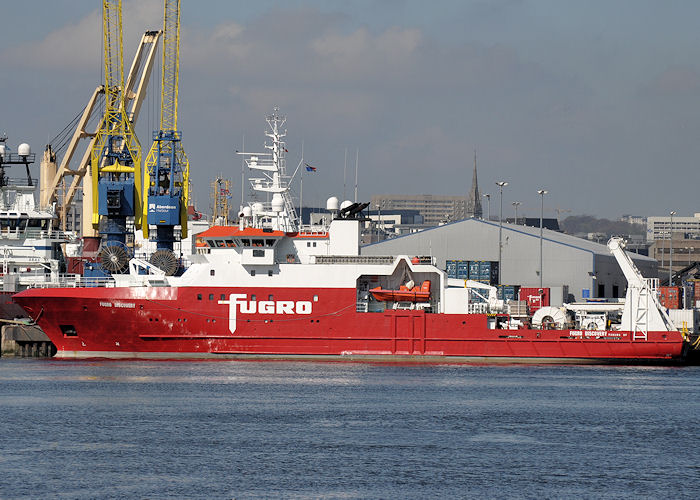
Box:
[370,280,431,302]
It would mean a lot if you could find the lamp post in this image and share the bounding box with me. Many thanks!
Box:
[483,193,491,221]
[512,201,521,225]
[537,189,548,289]
[496,181,508,284]
[669,211,676,285]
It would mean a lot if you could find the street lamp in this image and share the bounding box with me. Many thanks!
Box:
[483,193,491,221]
[496,181,508,284]
[669,211,676,285]
[512,201,521,225]
[376,204,382,242]
[537,189,548,289]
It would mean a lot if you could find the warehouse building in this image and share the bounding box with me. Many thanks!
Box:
[361,217,658,305]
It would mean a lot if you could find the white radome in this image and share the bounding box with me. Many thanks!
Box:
[326,196,339,211]
[17,143,31,156]
[271,193,284,212]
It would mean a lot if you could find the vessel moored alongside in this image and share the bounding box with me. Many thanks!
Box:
[13,110,689,362]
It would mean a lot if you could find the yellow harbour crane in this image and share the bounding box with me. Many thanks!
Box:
[211,178,233,226]
[39,29,161,235]
[143,0,190,275]
[90,0,143,273]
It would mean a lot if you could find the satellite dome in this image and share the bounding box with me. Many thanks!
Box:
[271,193,284,212]
[340,200,353,211]
[326,196,339,211]
[17,143,31,156]
[252,202,264,214]
[242,206,252,217]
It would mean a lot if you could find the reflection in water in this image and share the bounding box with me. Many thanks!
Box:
[1,360,699,499]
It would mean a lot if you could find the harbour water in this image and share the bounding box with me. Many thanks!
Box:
[1,359,699,499]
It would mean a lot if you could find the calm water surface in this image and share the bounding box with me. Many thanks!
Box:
[1,359,699,499]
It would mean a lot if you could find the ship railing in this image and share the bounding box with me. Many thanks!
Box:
[296,224,329,236]
[0,254,54,264]
[467,303,490,314]
[315,255,396,265]
[6,269,57,281]
[0,228,75,241]
[28,274,117,289]
[0,156,37,167]
[314,255,435,265]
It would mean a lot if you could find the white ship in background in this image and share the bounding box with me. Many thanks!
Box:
[0,136,77,319]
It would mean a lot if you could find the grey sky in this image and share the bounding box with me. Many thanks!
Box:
[1,0,699,219]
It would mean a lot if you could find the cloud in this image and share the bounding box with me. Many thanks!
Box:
[8,2,693,217]
[642,65,700,97]
[310,26,423,73]
[0,0,161,72]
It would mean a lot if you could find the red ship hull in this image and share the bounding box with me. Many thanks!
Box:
[14,286,686,362]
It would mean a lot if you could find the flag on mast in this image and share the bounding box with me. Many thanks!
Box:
[305,163,317,172]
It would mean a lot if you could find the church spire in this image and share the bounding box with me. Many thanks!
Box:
[466,149,483,218]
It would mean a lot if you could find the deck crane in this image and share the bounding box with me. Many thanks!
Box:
[142,0,190,275]
[90,0,143,273]
[607,237,677,337]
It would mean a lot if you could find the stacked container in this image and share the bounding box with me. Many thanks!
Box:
[519,287,550,313]
[445,260,498,283]
[658,286,681,309]
[468,261,499,285]
[497,285,520,302]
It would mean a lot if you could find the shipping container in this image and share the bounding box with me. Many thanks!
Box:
[519,287,550,313]
[489,261,499,285]
[667,309,698,333]
[658,286,681,309]
[689,280,700,306]
[468,261,480,279]
[456,261,469,279]
[469,261,499,285]
[497,285,520,302]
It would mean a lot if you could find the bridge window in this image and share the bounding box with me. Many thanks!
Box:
[252,239,264,247]
[241,239,250,246]
[265,239,275,247]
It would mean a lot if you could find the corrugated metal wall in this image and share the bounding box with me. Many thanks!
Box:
[361,218,659,302]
